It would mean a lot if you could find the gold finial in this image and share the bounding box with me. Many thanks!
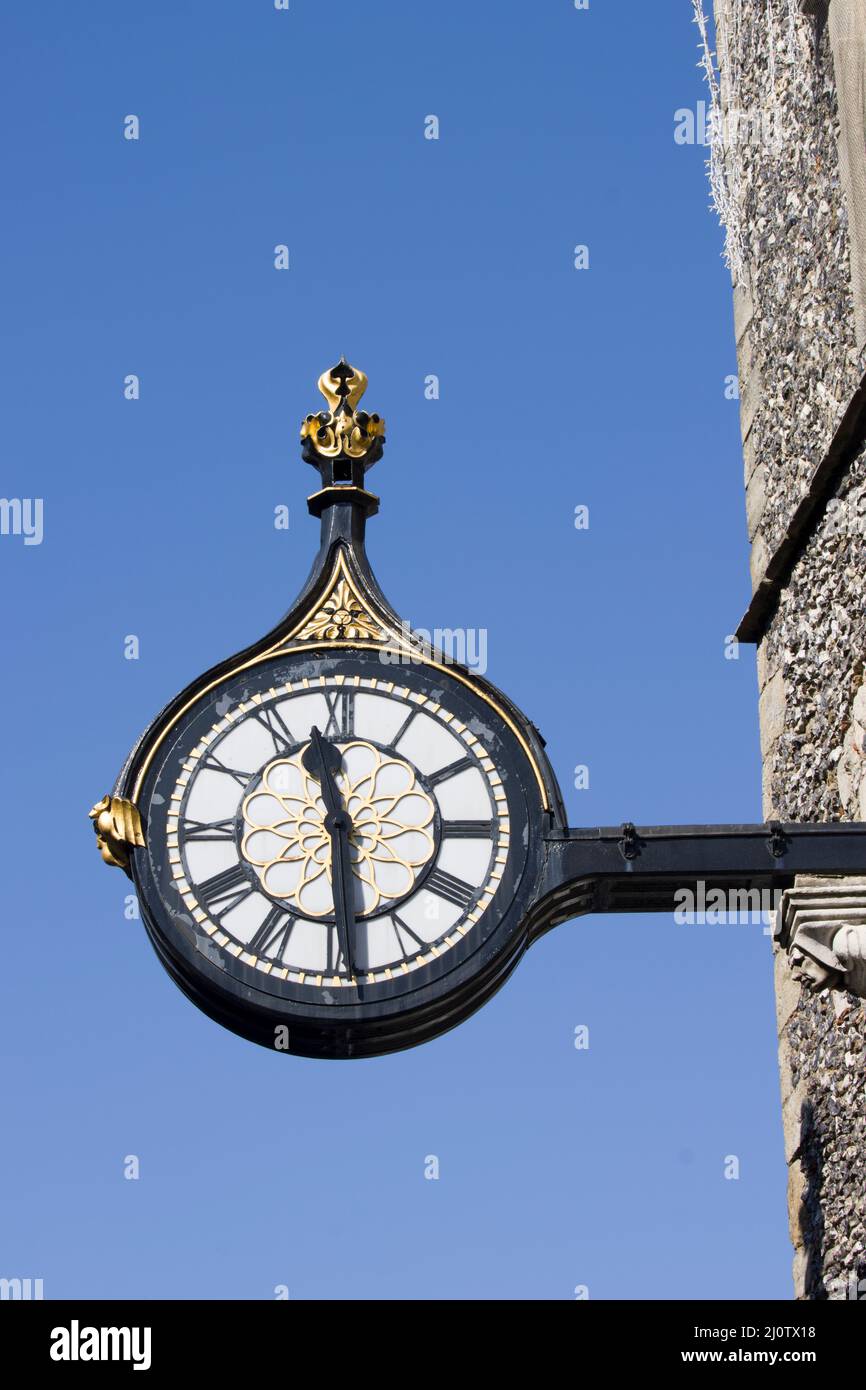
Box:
[300,358,385,463]
[89,795,145,872]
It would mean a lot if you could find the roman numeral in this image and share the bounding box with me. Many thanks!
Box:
[443,819,494,838]
[392,912,427,955]
[323,688,355,739]
[197,862,254,917]
[201,753,252,787]
[249,907,295,961]
[252,703,295,754]
[324,922,350,974]
[181,817,235,842]
[427,755,474,787]
[392,706,417,746]
[425,867,476,910]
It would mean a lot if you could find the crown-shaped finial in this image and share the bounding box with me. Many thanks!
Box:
[300,358,385,466]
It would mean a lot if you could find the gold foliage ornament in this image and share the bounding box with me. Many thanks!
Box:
[89,795,145,872]
[300,358,385,462]
[296,578,385,642]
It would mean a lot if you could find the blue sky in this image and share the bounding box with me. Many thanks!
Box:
[0,2,786,1299]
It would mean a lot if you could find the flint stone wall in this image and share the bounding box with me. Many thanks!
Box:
[714,0,866,1299]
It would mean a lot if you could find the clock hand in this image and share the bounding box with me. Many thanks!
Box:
[328,805,358,980]
[302,725,342,816]
[302,728,357,979]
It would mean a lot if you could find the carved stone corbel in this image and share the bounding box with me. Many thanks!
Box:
[773,877,866,998]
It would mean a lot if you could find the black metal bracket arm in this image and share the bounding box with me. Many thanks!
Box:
[526,822,866,939]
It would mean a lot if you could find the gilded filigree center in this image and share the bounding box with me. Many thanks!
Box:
[240,741,436,918]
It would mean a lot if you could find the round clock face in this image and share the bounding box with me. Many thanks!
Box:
[132,649,546,1056]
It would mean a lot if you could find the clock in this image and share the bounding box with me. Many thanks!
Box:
[91,362,566,1057]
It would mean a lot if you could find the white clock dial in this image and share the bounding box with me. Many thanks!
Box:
[168,677,510,985]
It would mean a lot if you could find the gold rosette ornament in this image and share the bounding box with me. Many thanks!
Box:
[296,579,385,642]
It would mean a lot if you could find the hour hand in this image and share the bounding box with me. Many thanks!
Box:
[301,726,343,815]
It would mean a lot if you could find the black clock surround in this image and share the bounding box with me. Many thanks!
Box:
[133,651,550,1057]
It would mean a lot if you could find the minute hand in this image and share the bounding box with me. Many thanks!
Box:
[329,809,357,980]
[302,727,356,978]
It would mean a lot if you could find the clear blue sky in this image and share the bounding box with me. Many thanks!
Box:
[1,2,786,1299]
